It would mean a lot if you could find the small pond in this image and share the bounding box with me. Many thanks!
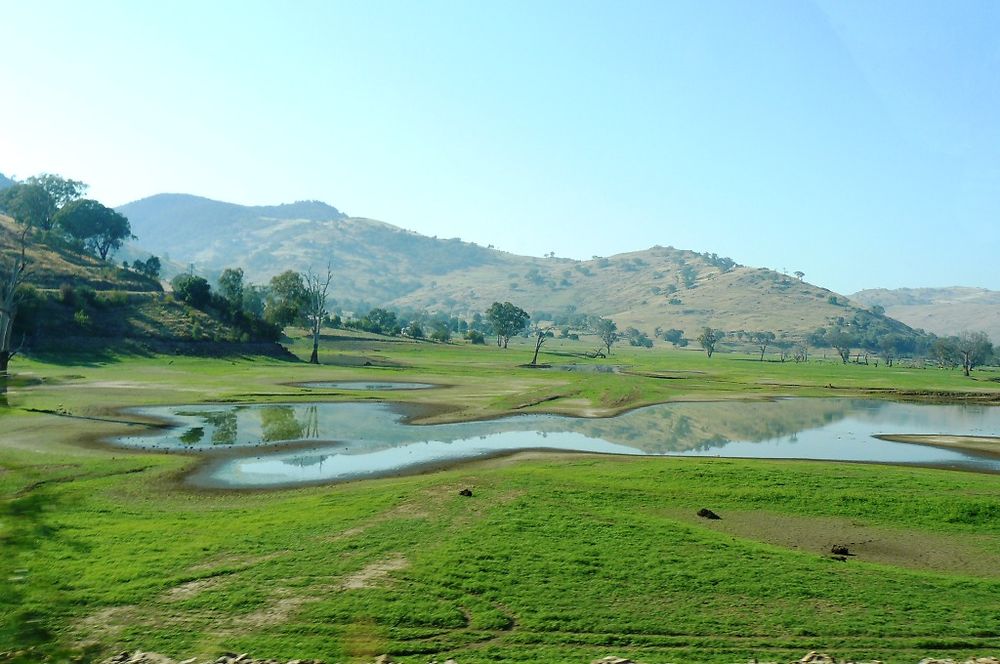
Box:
[298,381,437,391]
[112,399,1000,488]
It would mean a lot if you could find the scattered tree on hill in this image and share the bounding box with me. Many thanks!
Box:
[171,274,212,309]
[486,301,529,348]
[661,328,687,347]
[266,270,307,326]
[26,174,87,215]
[0,224,29,372]
[793,271,805,281]
[132,256,161,279]
[955,331,993,377]
[826,328,855,364]
[303,264,333,364]
[679,265,698,288]
[0,184,56,230]
[217,268,245,312]
[242,284,267,319]
[623,326,653,348]
[697,327,725,358]
[53,199,134,260]
[749,330,776,361]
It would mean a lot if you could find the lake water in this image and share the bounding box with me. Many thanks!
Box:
[297,381,436,390]
[112,398,1000,488]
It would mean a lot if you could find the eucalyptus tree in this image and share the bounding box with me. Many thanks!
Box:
[697,327,725,358]
[595,318,619,355]
[486,301,529,348]
[750,330,776,361]
[54,199,134,260]
[956,331,993,377]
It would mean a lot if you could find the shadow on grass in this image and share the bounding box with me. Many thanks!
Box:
[0,489,95,662]
[25,346,129,367]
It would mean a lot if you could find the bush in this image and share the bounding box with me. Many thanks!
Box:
[73,309,91,329]
[171,274,212,309]
[430,325,452,343]
[465,330,485,345]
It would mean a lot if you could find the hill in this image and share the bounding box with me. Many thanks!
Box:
[119,194,503,301]
[852,287,1000,342]
[0,215,287,355]
[0,172,14,190]
[120,193,920,343]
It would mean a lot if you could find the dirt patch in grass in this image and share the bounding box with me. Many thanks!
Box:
[339,554,409,590]
[185,552,285,574]
[161,576,228,602]
[664,508,1000,578]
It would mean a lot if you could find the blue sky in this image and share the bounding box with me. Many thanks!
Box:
[2,0,998,294]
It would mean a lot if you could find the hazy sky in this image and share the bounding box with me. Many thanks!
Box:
[2,1,998,294]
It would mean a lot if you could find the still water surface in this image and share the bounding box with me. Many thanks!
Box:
[113,399,1000,487]
[298,381,436,390]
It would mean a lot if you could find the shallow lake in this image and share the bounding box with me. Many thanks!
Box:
[113,398,1000,488]
[297,381,436,390]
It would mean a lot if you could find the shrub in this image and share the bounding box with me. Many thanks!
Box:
[73,309,91,329]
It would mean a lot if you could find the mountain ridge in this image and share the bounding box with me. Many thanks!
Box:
[852,287,1000,342]
[119,193,925,342]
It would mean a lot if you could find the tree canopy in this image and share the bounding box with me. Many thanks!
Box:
[595,318,619,355]
[486,301,529,348]
[697,327,725,358]
[266,270,308,326]
[53,199,134,260]
[0,184,56,230]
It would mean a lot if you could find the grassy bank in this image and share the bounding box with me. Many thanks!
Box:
[2,334,999,663]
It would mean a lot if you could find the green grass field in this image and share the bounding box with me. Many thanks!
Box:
[2,333,999,663]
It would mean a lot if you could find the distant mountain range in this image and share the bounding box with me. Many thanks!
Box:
[852,287,1000,342]
[116,193,929,342]
[0,172,15,190]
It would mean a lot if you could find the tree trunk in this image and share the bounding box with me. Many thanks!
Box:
[0,350,9,374]
[309,325,320,364]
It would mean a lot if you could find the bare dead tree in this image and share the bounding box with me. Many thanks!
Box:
[304,263,333,365]
[1,224,30,374]
[529,326,553,366]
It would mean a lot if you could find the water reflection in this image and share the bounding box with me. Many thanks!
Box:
[112,399,1000,488]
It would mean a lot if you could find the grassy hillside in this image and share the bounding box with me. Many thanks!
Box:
[853,287,1000,341]
[0,216,160,292]
[392,245,886,341]
[119,194,501,302]
[119,195,922,343]
[0,215,286,354]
